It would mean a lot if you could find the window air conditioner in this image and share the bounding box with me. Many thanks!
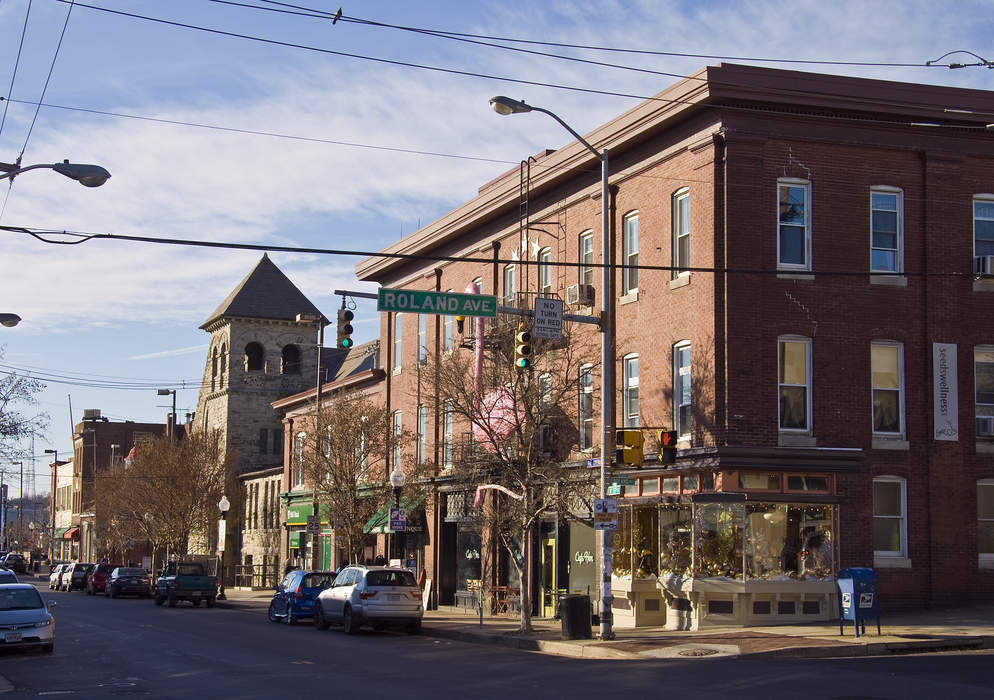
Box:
[977,416,994,438]
[566,283,594,306]
[975,255,994,276]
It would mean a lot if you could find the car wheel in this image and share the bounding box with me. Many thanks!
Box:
[109,587,116,599]
[267,602,279,622]
[41,643,54,653]
[206,597,216,608]
[343,605,359,635]
[407,619,422,635]
[314,604,330,630]
[192,599,202,607]
[167,592,177,608]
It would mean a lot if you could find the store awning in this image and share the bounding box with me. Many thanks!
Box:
[62,527,79,539]
[53,527,69,539]
[363,496,423,534]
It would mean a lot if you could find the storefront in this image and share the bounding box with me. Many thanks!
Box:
[610,469,841,630]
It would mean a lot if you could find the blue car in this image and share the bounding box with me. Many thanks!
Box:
[268,570,337,625]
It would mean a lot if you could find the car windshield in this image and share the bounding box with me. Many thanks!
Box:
[365,570,418,587]
[176,565,203,576]
[116,568,146,577]
[96,564,116,574]
[0,588,43,610]
[301,573,335,589]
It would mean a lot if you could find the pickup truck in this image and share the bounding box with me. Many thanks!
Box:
[154,562,218,608]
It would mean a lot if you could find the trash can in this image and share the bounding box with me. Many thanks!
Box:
[559,594,592,640]
[836,567,881,637]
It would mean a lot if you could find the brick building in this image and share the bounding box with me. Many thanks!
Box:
[356,64,994,628]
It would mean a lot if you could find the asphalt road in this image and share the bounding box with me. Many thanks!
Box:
[1,587,993,699]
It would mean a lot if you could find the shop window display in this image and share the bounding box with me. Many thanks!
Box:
[745,503,834,580]
[658,504,692,576]
[456,530,482,592]
[694,502,744,578]
[611,506,659,578]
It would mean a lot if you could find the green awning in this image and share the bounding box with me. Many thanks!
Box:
[363,496,423,534]
[54,527,69,539]
[285,500,331,526]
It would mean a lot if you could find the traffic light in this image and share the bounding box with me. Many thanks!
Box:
[336,308,354,349]
[514,322,531,369]
[658,430,678,465]
[615,429,644,467]
[456,315,465,334]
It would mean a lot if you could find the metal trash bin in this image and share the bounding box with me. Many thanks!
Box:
[836,567,881,637]
[559,594,592,640]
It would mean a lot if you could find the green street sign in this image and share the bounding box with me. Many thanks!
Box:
[377,288,498,317]
[606,484,622,496]
[612,478,637,486]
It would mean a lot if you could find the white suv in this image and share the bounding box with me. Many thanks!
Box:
[313,566,423,635]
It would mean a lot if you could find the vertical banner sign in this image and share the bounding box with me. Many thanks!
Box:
[217,519,226,552]
[933,343,959,441]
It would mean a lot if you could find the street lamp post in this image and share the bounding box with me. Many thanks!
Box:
[490,96,616,639]
[389,465,406,565]
[295,313,325,570]
[156,389,177,441]
[217,495,230,600]
[0,160,111,187]
[44,449,57,562]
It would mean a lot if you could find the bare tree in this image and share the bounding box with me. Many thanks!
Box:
[299,392,421,565]
[99,430,233,569]
[427,323,595,632]
[0,348,48,460]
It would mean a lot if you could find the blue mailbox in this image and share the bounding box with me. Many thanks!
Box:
[836,567,881,637]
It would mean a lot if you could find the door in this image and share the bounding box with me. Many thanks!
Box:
[540,537,556,618]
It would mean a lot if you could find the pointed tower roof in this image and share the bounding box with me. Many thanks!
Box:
[200,254,324,328]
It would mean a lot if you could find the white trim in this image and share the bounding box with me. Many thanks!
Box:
[870,186,904,274]
[672,188,690,279]
[673,341,691,437]
[871,341,905,438]
[778,336,812,433]
[622,211,639,294]
[578,231,594,287]
[873,475,907,559]
[973,194,994,259]
[538,248,553,295]
[623,353,640,428]
[777,178,811,272]
[978,480,994,564]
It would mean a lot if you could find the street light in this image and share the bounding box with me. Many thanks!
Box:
[0,160,111,187]
[44,449,58,563]
[217,495,230,601]
[156,389,177,441]
[491,95,616,640]
[0,314,20,328]
[295,312,326,570]
[389,464,406,565]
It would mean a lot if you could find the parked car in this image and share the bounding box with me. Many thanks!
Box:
[105,567,151,598]
[0,570,18,584]
[60,563,94,592]
[1,553,27,574]
[154,561,217,607]
[0,584,55,653]
[267,569,336,625]
[313,566,422,634]
[85,563,119,595]
[48,565,65,590]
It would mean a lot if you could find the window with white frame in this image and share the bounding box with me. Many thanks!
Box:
[674,341,691,437]
[442,401,454,468]
[392,410,402,468]
[417,405,427,465]
[538,248,552,294]
[622,212,639,293]
[418,313,427,364]
[579,363,594,451]
[503,264,516,306]
[672,189,690,277]
[777,179,811,270]
[779,337,811,432]
[579,231,594,286]
[623,354,639,428]
[976,347,994,438]
[979,480,994,563]
[873,476,907,558]
[293,432,306,488]
[444,290,454,352]
[872,342,904,436]
[393,313,403,370]
[539,373,552,411]
[974,195,994,260]
[870,187,903,273]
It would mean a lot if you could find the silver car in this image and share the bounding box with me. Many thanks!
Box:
[48,564,65,590]
[0,584,55,653]
[314,566,423,634]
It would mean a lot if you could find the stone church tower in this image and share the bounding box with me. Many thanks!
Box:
[193,255,328,563]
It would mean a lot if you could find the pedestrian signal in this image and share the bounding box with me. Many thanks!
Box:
[658,430,678,465]
[615,429,644,467]
[337,308,354,349]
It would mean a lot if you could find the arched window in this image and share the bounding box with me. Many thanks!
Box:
[281,344,301,374]
[219,344,227,388]
[293,432,307,487]
[211,347,218,391]
[245,342,264,372]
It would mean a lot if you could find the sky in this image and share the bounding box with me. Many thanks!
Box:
[1,0,992,498]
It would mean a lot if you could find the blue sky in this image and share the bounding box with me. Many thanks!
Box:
[1,0,992,497]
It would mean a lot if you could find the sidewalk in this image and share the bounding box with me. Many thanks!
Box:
[215,587,994,660]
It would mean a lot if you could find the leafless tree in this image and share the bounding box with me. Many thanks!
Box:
[0,348,48,461]
[427,322,595,632]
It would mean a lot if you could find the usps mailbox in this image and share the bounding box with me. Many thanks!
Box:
[836,567,881,637]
